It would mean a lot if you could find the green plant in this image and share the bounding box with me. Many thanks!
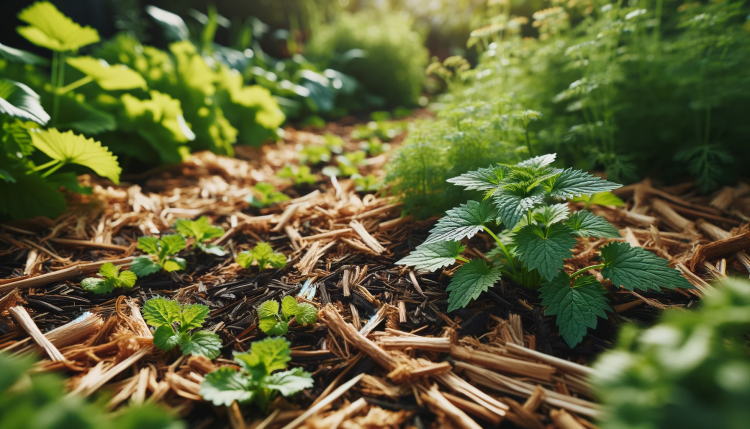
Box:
[81,262,137,294]
[0,352,185,429]
[337,150,367,176]
[175,216,225,256]
[276,164,317,186]
[397,154,692,347]
[246,183,290,208]
[592,277,750,429]
[361,137,388,156]
[199,337,313,409]
[257,296,319,336]
[131,235,187,276]
[142,297,223,359]
[236,243,287,271]
[307,10,429,107]
[352,174,383,192]
[298,144,331,165]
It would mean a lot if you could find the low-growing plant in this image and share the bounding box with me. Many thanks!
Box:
[131,235,187,277]
[81,262,137,294]
[336,150,367,176]
[246,183,290,208]
[298,144,331,165]
[397,154,692,347]
[199,337,314,409]
[352,174,383,193]
[361,137,388,156]
[323,133,344,154]
[143,297,223,359]
[351,119,408,142]
[276,164,317,186]
[257,296,318,336]
[236,243,287,271]
[175,216,225,256]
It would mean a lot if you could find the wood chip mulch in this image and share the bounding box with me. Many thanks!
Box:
[0,125,749,429]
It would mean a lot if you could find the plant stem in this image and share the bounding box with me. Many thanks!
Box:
[456,256,470,263]
[57,76,93,95]
[524,127,534,157]
[32,159,60,172]
[482,226,518,275]
[52,51,66,125]
[570,263,605,279]
[40,161,64,178]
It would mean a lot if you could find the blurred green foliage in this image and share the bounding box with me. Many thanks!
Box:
[0,352,184,429]
[593,277,750,429]
[307,9,429,107]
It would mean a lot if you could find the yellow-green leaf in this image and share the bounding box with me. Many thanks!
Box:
[29,128,121,184]
[17,2,100,52]
[66,57,146,90]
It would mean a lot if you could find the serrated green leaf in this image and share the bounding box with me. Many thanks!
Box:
[80,277,114,294]
[446,259,502,312]
[137,237,160,255]
[98,262,119,280]
[153,325,180,351]
[517,153,556,169]
[236,337,291,374]
[425,199,495,244]
[17,2,100,52]
[180,330,222,359]
[492,187,545,230]
[0,79,50,125]
[263,368,314,396]
[295,303,318,326]
[567,210,621,238]
[197,243,227,256]
[142,297,181,327]
[259,317,288,335]
[572,192,623,208]
[175,216,224,243]
[267,253,287,269]
[160,234,186,255]
[539,273,611,347]
[236,250,254,268]
[515,223,577,281]
[281,296,299,319]
[446,165,507,192]
[600,242,692,291]
[258,300,280,319]
[396,240,465,272]
[29,128,121,184]
[0,42,49,65]
[66,56,146,90]
[547,168,621,199]
[179,304,210,331]
[534,203,570,226]
[130,256,161,277]
[247,183,289,208]
[163,257,186,272]
[118,270,137,289]
[200,367,253,407]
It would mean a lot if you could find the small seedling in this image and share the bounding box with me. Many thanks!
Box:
[298,144,331,165]
[80,262,137,294]
[199,337,314,409]
[257,296,318,336]
[236,243,287,271]
[361,137,389,156]
[336,151,367,176]
[397,154,692,347]
[143,297,223,359]
[276,165,316,186]
[323,134,344,154]
[175,216,225,256]
[246,183,290,208]
[131,235,187,277]
[352,174,383,192]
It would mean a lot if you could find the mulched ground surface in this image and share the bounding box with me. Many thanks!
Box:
[1,116,749,429]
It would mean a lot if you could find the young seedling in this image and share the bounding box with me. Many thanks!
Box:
[199,337,314,409]
[298,144,331,165]
[246,183,290,208]
[276,165,317,186]
[397,154,692,347]
[257,296,319,336]
[361,137,388,156]
[80,262,137,294]
[236,243,287,271]
[352,174,383,192]
[175,216,226,256]
[336,150,367,176]
[323,133,344,154]
[131,235,187,277]
[142,297,223,359]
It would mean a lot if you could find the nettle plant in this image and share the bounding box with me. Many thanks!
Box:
[175,216,226,256]
[200,337,313,409]
[143,297,222,359]
[397,154,692,347]
[131,234,187,277]
[257,296,319,336]
[236,243,287,271]
[81,262,137,294]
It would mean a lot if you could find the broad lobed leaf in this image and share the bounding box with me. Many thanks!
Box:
[425,199,495,244]
[446,259,502,312]
[396,240,465,272]
[66,56,146,90]
[566,210,621,238]
[263,368,314,396]
[281,296,299,319]
[17,1,100,51]
[547,168,621,200]
[29,128,121,184]
[142,296,181,327]
[130,256,161,277]
[447,165,507,192]
[514,223,577,281]
[199,367,253,407]
[295,303,318,326]
[600,242,692,291]
[180,330,222,359]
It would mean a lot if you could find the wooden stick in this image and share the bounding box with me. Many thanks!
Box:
[0,257,137,294]
[505,343,597,378]
[450,346,556,381]
[551,409,587,429]
[319,305,396,370]
[442,391,503,425]
[319,397,367,429]
[421,385,484,429]
[49,238,129,252]
[71,346,152,396]
[281,373,365,429]
[689,232,750,270]
[9,306,65,362]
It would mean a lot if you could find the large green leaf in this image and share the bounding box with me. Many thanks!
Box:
[539,273,611,347]
[396,240,465,272]
[446,259,502,312]
[142,297,181,327]
[295,303,318,326]
[66,57,146,90]
[179,330,222,359]
[0,79,50,125]
[199,367,253,407]
[263,368,314,396]
[0,42,49,65]
[17,2,100,52]
[425,199,495,244]
[29,128,121,183]
[566,210,621,238]
[146,6,189,41]
[492,186,546,230]
[547,168,621,199]
[514,223,577,281]
[179,304,210,331]
[600,242,692,291]
[0,171,66,219]
[447,165,507,192]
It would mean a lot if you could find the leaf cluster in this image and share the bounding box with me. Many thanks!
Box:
[175,216,225,255]
[276,164,317,186]
[236,242,287,271]
[257,296,318,336]
[246,182,290,208]
[143,297,223,359]
[199,337,313,410]
[131,234,187,277]
[81,262,137,294]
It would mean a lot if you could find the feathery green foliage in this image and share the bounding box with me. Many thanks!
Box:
[398,154,692,347]
[143,297,222,359]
